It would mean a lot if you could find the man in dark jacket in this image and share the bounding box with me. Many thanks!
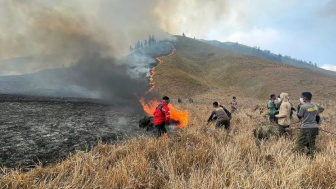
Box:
[207,102,231,130]
[295,92,320,157]
[153,96,171,138]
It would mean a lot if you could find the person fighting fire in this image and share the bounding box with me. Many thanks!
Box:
[207,102,231,130]
[153,96,171,138]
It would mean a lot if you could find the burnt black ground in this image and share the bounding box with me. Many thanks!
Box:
[0,94,145,169]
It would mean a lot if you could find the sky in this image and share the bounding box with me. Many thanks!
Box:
[0,0,335,74]
[197,0,336,71]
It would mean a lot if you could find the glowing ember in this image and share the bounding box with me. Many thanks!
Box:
[139,98,188,128]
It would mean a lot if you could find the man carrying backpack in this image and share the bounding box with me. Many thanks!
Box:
[295,92,320,158]
[153,96,171,138]
[219,104,232,120]
[207,102,231,130]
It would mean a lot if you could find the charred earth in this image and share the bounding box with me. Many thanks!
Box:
[0,94,145,169]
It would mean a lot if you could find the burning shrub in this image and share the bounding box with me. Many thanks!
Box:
[138,115,181,131]
[139,98,188,128]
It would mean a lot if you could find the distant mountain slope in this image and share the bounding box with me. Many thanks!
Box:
[202,40,336,78]
[153,36,336,100]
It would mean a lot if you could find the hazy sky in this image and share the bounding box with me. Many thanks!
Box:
[197,0,336,70]
[1,0,335,73]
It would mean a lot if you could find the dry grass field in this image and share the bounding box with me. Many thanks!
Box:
[1,36,336,188]
[1,98,336,188]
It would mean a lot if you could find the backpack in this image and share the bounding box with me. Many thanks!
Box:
[155,104,165,116]
[290,106,295,119]
[220,105,232,119]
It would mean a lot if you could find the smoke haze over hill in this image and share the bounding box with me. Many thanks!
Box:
[0,0,232,72]
[0,0,178,103]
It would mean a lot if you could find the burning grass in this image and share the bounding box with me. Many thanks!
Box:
[1,98,336,188]
[146,48,176,95]
[139,98,189,128]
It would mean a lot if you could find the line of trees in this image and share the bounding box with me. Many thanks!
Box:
[130,35,157,53]
[252,46,318,68]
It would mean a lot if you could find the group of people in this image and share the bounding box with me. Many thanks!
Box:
[152,92,320,157]
[268,92,321,157]
[152,96,238,138]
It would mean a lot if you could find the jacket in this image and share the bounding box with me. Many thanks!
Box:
[153,102,170,125]
[207,107,230,122]
[267,100,277,115]
[276,93,291,126]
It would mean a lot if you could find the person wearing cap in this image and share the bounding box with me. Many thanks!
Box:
[295,92,320,157]
[153,96,171,138]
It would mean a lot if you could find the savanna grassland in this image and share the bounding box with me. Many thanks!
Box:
[1,36,336,188]
[1,98,336,188]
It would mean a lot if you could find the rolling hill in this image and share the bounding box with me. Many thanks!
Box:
[153,36,336,101]
[202,39,336,78]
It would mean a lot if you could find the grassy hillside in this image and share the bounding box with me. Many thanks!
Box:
[202,40,336,78]
[154,36,336,100]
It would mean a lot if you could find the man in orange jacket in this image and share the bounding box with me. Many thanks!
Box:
[153,96,171,138]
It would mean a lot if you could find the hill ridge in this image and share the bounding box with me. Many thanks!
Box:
[153,36,336,100]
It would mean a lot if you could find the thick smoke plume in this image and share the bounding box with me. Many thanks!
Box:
[0,0,230,71]
[0,0,228,104]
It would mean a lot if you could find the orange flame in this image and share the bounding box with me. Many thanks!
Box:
[145,48,176,94]
[139,98,188,128]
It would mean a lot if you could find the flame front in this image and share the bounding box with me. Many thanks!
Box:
[140,48,187,128]
[146,48,176,94]
[139,98,188,128]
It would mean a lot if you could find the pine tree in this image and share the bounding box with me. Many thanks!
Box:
[148,35,152,46]
[152,35,156,43]
[136,40,141,49]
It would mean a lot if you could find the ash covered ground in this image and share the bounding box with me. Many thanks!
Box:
[0,39,175,169]
[0,94,146,169]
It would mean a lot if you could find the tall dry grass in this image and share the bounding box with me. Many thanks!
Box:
[1,98,336,188]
